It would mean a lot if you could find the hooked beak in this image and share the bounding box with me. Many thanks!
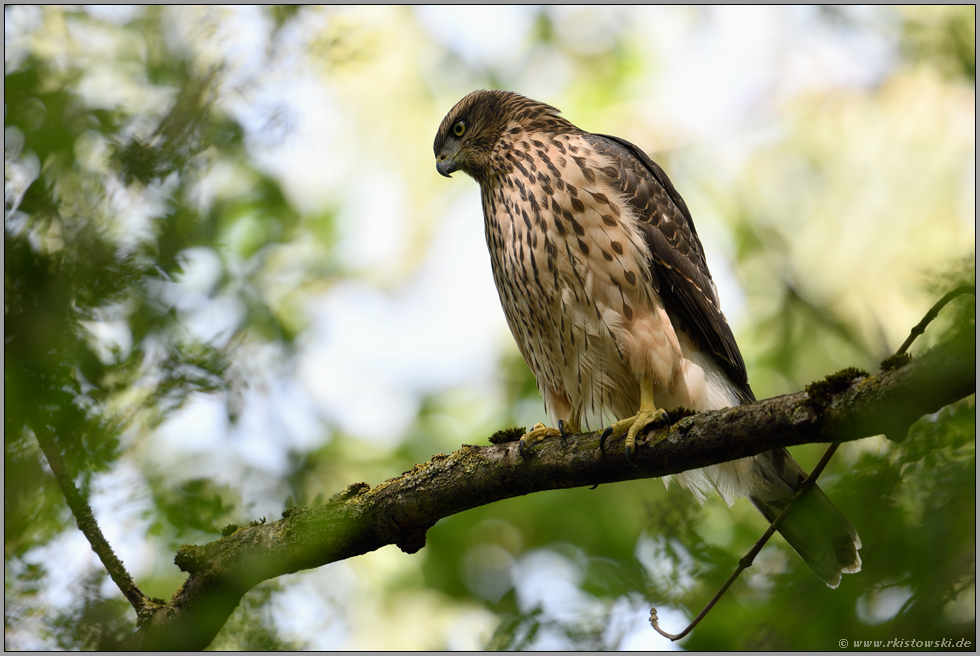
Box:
[436,152,459,178]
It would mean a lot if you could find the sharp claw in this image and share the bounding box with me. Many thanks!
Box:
[557,419,568,446]
[625,442,636,468]
[518,438,529,460]
[599,426,613,455]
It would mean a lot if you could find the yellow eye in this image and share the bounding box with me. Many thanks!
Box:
[453,121,466,137]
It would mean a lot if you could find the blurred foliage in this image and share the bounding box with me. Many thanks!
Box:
[47,572,133,651]
[147,478,240,544]
[4,5,320,648]
[4,5,975,651]
[208,582,298,651]
[899,6,976,81]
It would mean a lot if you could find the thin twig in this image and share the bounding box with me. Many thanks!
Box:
[650,443,841,641]
[32,422,149,617]
[896,285,975,356]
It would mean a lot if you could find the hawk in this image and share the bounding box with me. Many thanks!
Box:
[434,90,861,587]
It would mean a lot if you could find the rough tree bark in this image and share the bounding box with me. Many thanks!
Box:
[116,323,975,650]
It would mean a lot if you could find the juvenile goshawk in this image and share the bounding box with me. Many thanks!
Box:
[433,89,861,587]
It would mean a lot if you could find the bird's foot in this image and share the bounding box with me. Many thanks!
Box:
[600,408,670,464]
[518,422,562,459]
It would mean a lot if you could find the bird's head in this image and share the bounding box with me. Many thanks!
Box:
[433,89,510,181]
[434,90,569,183]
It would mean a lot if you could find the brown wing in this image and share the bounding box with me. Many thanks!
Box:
[585,133,754,403]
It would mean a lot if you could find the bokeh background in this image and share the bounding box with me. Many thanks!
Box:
[4,5,975,650]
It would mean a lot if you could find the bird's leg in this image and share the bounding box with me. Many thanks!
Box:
[600,378,670,461]
[558,417,581,445]
[518,417,580,458]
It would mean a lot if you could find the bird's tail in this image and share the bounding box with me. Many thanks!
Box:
[749,448,862,588]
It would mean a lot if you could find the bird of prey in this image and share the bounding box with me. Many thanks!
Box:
[434,89,861,587]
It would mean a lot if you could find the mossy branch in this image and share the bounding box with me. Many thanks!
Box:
[118,321,974,650]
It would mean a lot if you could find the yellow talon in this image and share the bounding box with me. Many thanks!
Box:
[600,378,670,462]
[518,422,563,458]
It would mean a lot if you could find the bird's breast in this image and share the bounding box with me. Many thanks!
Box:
[480,134,665,422]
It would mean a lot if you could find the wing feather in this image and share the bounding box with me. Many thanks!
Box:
[586,133,754,403]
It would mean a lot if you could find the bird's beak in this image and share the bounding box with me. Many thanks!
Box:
[436,152,459,178]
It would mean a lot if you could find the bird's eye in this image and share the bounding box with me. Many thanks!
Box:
[453,120,466,137]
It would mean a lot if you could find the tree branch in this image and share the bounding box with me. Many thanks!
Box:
[32,422,151,618]
[117,322,975,650]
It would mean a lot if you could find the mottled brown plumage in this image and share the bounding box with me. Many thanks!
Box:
[434,89,861,587]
